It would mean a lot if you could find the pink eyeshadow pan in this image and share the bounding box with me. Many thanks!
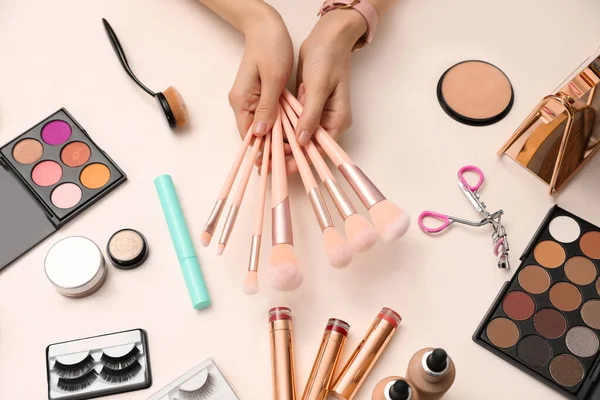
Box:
[51,183,82,209]
[31,161,62,187]
[41,120,71,145]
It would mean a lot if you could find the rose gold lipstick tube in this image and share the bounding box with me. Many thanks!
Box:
[269,307,297,400]
[301,319,350,400]
[330,307,402,400]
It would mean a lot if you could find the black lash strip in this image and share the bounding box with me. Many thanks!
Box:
[100,346,140,370]
[99,360,142,384]
[57,369,99,392]
[53,355,95,378]
[177,373,216,400]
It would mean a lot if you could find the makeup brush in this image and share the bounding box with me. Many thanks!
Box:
[269,113,302,291]
[201,128,253,247]
[217,135,263,255]
[304,140,378,253]
[280,106,352,268]
[102,18,188,129]
[281,91,411,243]
[244,133,271,295]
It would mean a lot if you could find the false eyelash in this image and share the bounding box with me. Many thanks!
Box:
[99,360,142,384]
[57,369,98,392]
[177,373,216,400]
[100,346,140,370]
[53,355,95,378]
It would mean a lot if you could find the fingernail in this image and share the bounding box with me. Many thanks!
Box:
[253,121,267,135]
[298,130,310,146]
[255,150,263,160]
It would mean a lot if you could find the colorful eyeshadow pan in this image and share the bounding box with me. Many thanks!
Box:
[61,141,90,168]
[80,163,111,189]
[534,240,566,268]
[550,355,584,387]
[518,265,551,294]
[32,161,62,187]
[580,232,600,259]
[581,300,600,329]
[549,216,581,243]
[502,291,535,321]
[41,120,72,145]
[486,318,519,348]
[565,326,599,358]
[565,257,597,286]
[550,282,582,312]
[534,309,566,339]
[517,336,552,367]
[12,139,43,165]
[51,183,82,209]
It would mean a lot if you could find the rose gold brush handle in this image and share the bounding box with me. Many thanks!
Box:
[203,127,254,236]
[218,135,263,248]
[280,105,334,232]
[271,113,293,245]
[248,133,271,273]
[281,92,386,210]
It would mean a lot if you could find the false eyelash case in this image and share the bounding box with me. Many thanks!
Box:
[46,328,152,400]
[147,358,241,400]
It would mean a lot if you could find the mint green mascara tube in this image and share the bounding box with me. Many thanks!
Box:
[155,174,211,310]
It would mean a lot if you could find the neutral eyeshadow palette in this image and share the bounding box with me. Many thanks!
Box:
[0,108,126,270]
[46,329,152,400]
[474,205,600,399]
[147,358,241,400]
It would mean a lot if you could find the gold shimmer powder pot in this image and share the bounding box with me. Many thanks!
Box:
[475,205,600,399]
[107,229,149,270]
[437,60,514,126]
[0,109,126,271]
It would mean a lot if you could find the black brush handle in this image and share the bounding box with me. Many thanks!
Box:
[102,18,156,97]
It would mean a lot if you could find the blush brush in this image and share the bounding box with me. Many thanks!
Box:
[280,105,352,268]
[102,18,188,129]
[281,90,411,243]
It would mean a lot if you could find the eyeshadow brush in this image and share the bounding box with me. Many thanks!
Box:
[281,91,411,243]
[217,135,263,255]
[201,128,253,247]
[102,18,188,129]
[304,140,378,253]
[244,133,271,295]
[280,105,352,268]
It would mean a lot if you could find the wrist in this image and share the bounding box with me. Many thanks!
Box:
[241,2,285,37]
[316,8,368,49]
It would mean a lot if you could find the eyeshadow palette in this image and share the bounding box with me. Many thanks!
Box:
[0,108,126,270]
[474,205,600,399]
[147,358,241,400]
[46,328,152,400]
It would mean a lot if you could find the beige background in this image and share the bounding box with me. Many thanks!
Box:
[1,0,600,399]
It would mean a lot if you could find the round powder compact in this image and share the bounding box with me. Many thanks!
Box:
[437,60,514,126]
[107,229,149,270]
[44,236,107,297]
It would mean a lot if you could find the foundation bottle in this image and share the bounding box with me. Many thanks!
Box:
[372,377,421,400]
[406,348,455,400]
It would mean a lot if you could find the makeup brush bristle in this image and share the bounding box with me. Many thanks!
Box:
[200,231,212,247]
[243,271,259,295]
[344,213,379,252]
[217,243,225,256]
[368,200,411,243]
[268,244,303,291]
[164,86,189,127]
[323,227,352,268]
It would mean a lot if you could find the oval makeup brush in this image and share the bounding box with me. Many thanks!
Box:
[280,105,352,268]
[102,18,188,129]
[282,90,411,243]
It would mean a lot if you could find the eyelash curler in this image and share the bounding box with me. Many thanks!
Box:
[417,165,510,270]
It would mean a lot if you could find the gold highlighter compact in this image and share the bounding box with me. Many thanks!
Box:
[437,60,514,126]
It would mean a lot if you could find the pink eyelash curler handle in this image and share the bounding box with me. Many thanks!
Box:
[458,165,484,193]
[418,211,451,233]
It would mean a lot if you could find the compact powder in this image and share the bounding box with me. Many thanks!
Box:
[534,309,567,339]
[549,216,581,243]
[486,318,519,348]
[565,326,599,358]
[517,336,552,367]
[580,231,600,259]
[437,60,513,126]
[549,282,582,312]
[518,265,551,294]
[51,183,82,209]
[31,160,62,187]
[12,139,43,165]
[549,354,584,387]
[502,291,535,321]
[581,300,600,329]
[564,256,597,285]
[41,120,72,145]
[61,141,91,168]
[534,241,566,269]
[80,163,111,189]
[107,229,149,270]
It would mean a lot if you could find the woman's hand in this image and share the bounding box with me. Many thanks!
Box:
[227,5,294,139]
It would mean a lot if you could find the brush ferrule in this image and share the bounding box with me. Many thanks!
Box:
[338,164,386,209]
[248,235,261,272]
[272,197,294,245]
[308,188,334,232]
[204,199,226,235]
[218,204,239,245]
[324,179,357,219]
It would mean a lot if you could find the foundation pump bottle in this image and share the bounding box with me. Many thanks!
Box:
[406,348,455,400]
[372,377,421,400]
